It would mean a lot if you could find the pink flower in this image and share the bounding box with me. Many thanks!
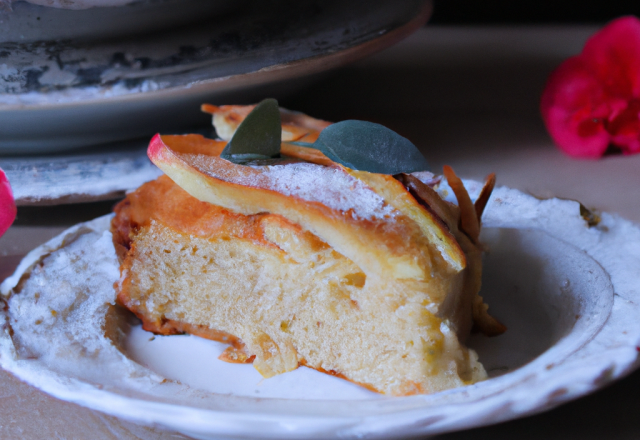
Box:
[541,16,640,158]
[0,168,16,237]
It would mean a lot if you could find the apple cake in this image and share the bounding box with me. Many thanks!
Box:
[111,105,503,396]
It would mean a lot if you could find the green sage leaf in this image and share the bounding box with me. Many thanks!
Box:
[221,98,281,163]
[314,120,429,174]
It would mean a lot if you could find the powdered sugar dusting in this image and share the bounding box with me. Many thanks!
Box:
[411,171,441,187]
[256,163,398,220]
[184,154,398,221]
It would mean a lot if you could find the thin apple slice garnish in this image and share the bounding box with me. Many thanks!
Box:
[149,134,450,281]
[202,104,465,270]
[280,142,334,166]
[443,165,481,244]
[202,104,331,143]
[339,168,466,272]
[199,104,473,272]
[474,173,496,221]
[395,173,460,238]
[152,133,468,274]
[276,142,466,271]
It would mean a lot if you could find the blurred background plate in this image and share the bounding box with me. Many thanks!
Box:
[0,0,245,43]
[0,0,432,154]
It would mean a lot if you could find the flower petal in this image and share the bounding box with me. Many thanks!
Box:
[541,16,640,158]
[0,168,16,237]
[581,16,640,98]
[541,57,611,158]
[607,98,640,153]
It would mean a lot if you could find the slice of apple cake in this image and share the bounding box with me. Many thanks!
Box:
[111,104,503,396]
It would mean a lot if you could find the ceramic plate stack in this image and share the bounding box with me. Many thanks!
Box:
[0,0,432,154]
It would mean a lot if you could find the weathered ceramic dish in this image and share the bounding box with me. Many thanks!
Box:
[5,0,139,11]
[0,139,162,205]
[1,181,639,439]
[0,0,431,153]
[0,0,242,43]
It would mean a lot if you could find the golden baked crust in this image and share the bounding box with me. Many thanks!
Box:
[113,175,483,394]
[113,174,329,350]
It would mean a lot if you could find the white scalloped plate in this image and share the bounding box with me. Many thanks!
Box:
[1,182,639,440]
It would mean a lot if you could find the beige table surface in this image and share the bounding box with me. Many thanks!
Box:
[1,25,640,439]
